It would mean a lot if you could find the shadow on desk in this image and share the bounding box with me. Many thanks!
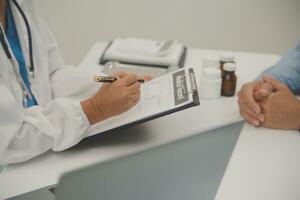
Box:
[73,124,153,150]
[5,124,152,171]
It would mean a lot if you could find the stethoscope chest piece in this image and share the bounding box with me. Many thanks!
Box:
[28,69,35,82]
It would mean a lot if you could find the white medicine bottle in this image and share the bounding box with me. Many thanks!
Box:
[200,68,222,99]
[203,56,220,70]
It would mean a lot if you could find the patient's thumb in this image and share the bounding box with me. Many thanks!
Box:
[262,76,285,91]
[259,87,272,97]
[254,90,268,101]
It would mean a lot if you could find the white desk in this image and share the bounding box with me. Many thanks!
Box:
[215,124,300,200]
[0,43,280,200]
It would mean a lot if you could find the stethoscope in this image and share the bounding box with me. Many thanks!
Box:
[0,0,36,107]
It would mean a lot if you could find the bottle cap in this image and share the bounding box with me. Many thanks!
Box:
[223,63,236,72]
[203,56,219,69]
[202,68,221,80]
[220,53,235,62]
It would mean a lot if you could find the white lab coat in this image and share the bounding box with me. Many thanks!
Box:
[0,0,103,164]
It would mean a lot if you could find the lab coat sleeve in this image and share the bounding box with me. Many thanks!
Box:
[0,10,101,165]
[50,65,101,101]
[0,78,90,165]
[257,41,300,94]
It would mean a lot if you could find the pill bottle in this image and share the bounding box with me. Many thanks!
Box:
[200,68,222,99]
[220,53,235,73]
[221,63,237,97]
[203,56,219,70]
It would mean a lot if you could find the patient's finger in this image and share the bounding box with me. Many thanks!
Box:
[238,100,264,122]
[254,82,273,101]
[240,110,260,126]
[238,83,261,114]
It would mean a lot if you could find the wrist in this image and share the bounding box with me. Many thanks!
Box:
[80,99,107,125]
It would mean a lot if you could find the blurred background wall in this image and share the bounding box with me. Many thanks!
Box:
[36,0,300,66]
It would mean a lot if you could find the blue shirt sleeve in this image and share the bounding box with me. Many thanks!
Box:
[257,42,300,94]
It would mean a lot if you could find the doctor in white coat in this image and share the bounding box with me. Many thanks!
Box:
[0,0,149,165]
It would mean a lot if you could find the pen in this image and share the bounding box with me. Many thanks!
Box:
[94,76,145,83]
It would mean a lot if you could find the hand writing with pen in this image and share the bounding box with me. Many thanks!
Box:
[81,71,152,125]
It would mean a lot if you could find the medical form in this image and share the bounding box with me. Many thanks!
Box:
[87,68,199,137]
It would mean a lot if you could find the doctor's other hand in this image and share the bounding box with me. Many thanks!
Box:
[81,72,141,124]
[258,76,300,130]
[237,79,273,126]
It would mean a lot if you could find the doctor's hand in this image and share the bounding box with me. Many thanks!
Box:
[81,72,141,124]
[258,76,300,130]
[237,79,273,126]
[139,74,153,82]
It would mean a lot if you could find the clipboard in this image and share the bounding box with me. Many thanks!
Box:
[86,67,200,137]
[99,40,187,68]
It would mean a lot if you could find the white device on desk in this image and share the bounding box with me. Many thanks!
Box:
[100,38,187,68]
[102,61,180,78]
[117,38,176,57]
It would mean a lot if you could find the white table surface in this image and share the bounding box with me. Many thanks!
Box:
[0,42,280,200]
[215,124,300,200]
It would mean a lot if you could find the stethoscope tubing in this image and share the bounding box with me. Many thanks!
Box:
[10,0,35,75]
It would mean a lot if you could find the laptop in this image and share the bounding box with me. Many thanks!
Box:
[55,122,243,200]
